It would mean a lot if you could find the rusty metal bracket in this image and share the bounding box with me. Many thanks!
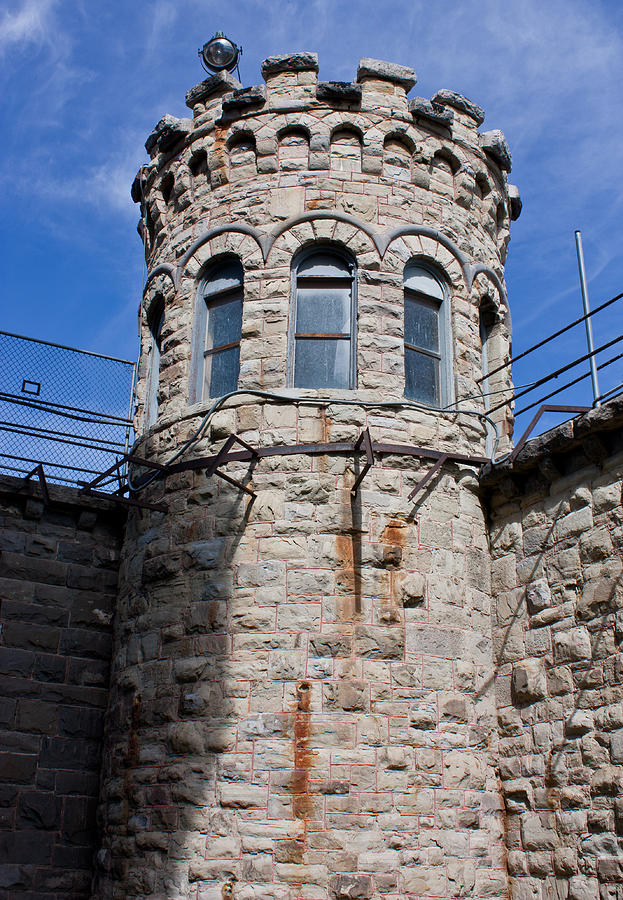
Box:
[408,453,449,501]
[351,428,374,496]
[205,433,259,497]
[22,463,50,505]
[509,404,590,463]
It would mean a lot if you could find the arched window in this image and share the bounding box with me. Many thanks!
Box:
[145,297,164,427]
[193,258,243,401]
[403,263,451,406]
[290,248,356,389]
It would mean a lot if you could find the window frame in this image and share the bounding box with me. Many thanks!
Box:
[288,245,357,390]
[403,260,453,407]
[189,256,244,404]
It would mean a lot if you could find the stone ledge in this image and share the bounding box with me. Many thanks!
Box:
[508,184,522,220]
[481,129,512,172]
[409,96,453,129]
[431,89,485,125]
[0,474,126,521]
[480,396,623,488]
[357,58,417,91]
[145,115,193,155]
[316,81,362,103]
[221,84,267,113]
[261,52,319,78]
[185,71,242,109]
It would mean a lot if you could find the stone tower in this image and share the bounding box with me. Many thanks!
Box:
[95,53,521,899]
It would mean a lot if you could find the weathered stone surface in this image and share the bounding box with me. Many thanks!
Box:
[316,81,362,103]
[509,184,522,219]
[512,658,547,705]
[356,57,417,90]
[221,84,266,112]
[553,627,592,662]
[261,52,319,77]
[480,129,512,171]
[185,71,242,108]
[526,578,551,612]
[409,96,453,128]
[144,114,192,155]
[431,88,485,124]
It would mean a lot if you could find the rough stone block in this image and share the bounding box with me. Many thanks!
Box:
[480,129,512,171]
[526,578,551,612]
[261,52,319,78]
[512,659,547,705]
[357,58,416,90]
[431,88,484,124]
[317,82,362,103]
[553,627,592,663]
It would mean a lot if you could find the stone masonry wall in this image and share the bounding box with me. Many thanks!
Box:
[95,401,507,900]
[0,476,123,900]
[484,401,623,899]
[94,52,521,900]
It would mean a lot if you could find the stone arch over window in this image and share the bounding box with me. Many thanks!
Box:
[403,260,453,406]
[289,245,357,389]
[227,133,257,180]
[383,135,413,182]
[190,256,244,403]
[330,127,362,174]
[278,127,310,171]
[144,295,164,428]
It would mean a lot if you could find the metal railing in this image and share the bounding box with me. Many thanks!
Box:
[470,289,623,451]
[0,331,135,491]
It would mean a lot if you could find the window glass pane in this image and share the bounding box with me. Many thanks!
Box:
[404,265,444,300]
[405,347,439,405]
[294,338,350,389]
[296,286,351,334]
[297,253,351,278]
[204,346,240,398]
[206,294,243,351]
[202,260,243,298]
[405,294,439,353]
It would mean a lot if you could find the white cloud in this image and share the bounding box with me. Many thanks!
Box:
[0,0,58,54]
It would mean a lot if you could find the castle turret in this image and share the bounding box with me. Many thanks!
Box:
[96,52,520,900]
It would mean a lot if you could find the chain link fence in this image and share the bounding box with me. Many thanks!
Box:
[0,331,135,491]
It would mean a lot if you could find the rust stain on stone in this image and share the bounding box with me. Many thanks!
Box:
[381,517,408,549]
[291,681,315,838]
[335,533,360,621]
[315,409,331,472]
[211,126,228,172]
[496,773,512,899]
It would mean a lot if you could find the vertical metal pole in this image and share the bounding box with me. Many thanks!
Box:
[574,230,600,406]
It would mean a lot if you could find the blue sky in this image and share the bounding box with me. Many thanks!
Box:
[1,0,622,433]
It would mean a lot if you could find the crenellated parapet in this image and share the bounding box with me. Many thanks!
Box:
[133,53,519,267]
[130,54,518,452]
